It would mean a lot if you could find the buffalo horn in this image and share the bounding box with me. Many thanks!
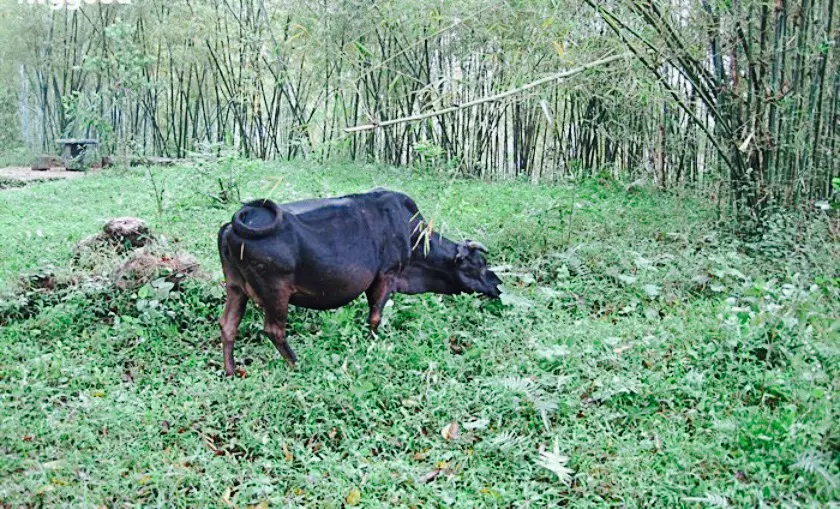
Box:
[466,240,489,253]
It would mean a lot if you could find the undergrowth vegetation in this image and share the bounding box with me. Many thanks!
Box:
[0,162,837,507]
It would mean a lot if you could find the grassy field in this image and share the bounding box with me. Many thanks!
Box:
[0,162,838,507]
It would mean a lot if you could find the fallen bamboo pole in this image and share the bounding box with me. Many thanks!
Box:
[344,52,632,133]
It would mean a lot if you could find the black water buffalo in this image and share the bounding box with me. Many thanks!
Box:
[217,188,502,376]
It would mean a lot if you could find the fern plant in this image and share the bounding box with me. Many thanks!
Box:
[792,451,838,488]
[682,494,730,507]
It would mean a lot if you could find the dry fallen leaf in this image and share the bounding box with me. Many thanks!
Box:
[418,469,441,484]
[222,486,234,507]
[401,397,421,408]
[283,443,293,462]
[613,344,633,355]
[345,487,362,506]
[36,485,55,495]
[463,418,489,430]
[41,460,65,470]
[250,501,269,509]
[440,421,460,441]
[738,130,755,152]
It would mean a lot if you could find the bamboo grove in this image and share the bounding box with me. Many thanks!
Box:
[0,0,837,218]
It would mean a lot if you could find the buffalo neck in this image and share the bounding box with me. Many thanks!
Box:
[410,231,457,269]
[395,232,462,295]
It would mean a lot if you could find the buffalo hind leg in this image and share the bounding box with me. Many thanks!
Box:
[220,285,248,377]
[264,289,297,367]
[365,276,393,337]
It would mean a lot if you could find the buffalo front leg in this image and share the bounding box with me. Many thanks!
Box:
[365,277,393,337]
[264,290,297,368]
[220,285,248,377]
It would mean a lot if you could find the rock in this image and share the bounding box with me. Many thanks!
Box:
[113,251,204,290]
[74,217,153,256]
[31,155,62,171]
[89,156,113,170]
[103,217,153,247]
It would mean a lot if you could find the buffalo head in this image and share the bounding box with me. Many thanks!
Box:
[453,240,502,299]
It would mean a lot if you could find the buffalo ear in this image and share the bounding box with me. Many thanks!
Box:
[455,242,471,263]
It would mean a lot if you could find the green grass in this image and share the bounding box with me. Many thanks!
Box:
[1,161,838,507]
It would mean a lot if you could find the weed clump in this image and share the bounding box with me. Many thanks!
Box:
[1,217,207,324]
[76,217,154,253]
[0,177,29,190]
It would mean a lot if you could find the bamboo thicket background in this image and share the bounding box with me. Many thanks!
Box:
[0,0,837,219]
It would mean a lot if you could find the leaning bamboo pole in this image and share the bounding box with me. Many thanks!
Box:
[344,53,631,133]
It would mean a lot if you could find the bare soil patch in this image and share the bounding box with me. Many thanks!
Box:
[0,166,87,183]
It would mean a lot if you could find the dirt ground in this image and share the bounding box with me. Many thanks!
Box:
[0,166,87,182]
